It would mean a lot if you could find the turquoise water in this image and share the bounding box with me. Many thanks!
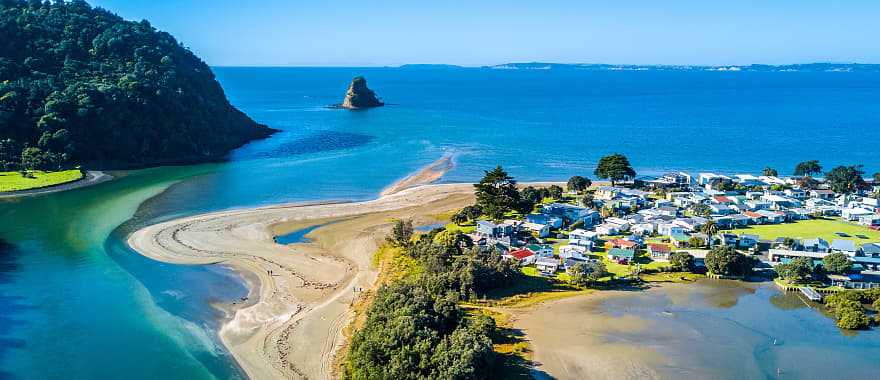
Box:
[274,224,324,245]
[1,67,879,378]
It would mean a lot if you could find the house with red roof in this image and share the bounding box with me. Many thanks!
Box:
[647,243,672,261]
[742,211,767,224]
[605,238,638,250]
[503,248,537,265]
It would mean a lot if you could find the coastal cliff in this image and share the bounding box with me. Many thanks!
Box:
[341,76,384,109]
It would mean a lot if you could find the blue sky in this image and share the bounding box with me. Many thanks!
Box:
[92,0,880,67]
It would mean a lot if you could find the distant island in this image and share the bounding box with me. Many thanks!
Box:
[483,62,880,72]
[0,1,276,171]
[340,76,384,109]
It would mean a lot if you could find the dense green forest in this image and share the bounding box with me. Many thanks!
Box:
[0,0,275,170]
[345,224,521,379]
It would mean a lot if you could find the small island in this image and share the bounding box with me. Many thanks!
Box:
[340,76,384,109]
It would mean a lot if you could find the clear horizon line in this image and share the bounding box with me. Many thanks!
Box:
[208,61,879,68]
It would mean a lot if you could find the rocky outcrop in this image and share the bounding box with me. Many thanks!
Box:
[340,76,384,109]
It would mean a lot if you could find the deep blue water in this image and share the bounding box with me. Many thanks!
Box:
[1,67,879,379]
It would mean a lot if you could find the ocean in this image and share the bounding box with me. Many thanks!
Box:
[1,67,879,379]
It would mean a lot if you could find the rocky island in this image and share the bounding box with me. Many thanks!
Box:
[340,76,384,109]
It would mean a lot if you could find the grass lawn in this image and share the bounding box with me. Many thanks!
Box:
[445,221,476,234]
[0,170,83,192]
[729,218,880,243]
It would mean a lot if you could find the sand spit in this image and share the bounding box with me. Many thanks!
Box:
[128,181,475,379]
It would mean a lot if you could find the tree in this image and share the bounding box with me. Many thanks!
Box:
[580,194,594,208]
[520,186,543,205]
[795,176,819,190]
[473,166,521,220]
[700,220,719,237]
[547,185,563,200]
[822,252,852,274]
[688,236,705,248]
[20,147,59,170]
[825,165,867,194]
[566,175,591,193]
[0,1,274,169]
[669,251,695,272]
[704,245,757,277]
[594,154,636,186]
[568,261,608,285]
[762,167,778,177]
[836,308,872,330]
[874,172,880,184]
[388,219,413,247]
[690,203,711,217]
[450,211,468,225]
[774,257,813,283]
[794,160,822,177]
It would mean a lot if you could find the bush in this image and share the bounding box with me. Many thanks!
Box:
[774,257,813,283]
[669,251,695,272]
[704,246,757,277]
[836,307,872,330]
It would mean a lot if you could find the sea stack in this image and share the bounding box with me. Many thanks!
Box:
[341,76,384,109]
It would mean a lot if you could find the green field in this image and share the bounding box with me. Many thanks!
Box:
[730,218,880,244]
[0,170,83,192]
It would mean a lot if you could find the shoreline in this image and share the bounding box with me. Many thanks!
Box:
[126,156,474,379]
[0,170,112,199]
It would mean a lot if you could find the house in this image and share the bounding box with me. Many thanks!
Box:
[828,274,880,290]
[739,234,760,249]
[727,213,749,226]
[709,204,734,215]
[734,174,763,187]
[862,243,880,257]
[842,207,874,222]
[713,216,734,229]
[525,213,563,229]
[673,217,707,232]
[670,233,692,248]
[595,223,620,236]
[541,203,592,224]
[802,238,830,253]
[698,173,731,186]
[630,223,656,236]
[742,211,767,224]
[569,229,599,246]
[810,189,836,200]
[647,243,673,261]
[504,249,536,265]
[658,223,686,236]
[647,172,691,188]
[831,240,858,257]
[858,214,880,227]
[476,221,513,238]
[594,186,621,201]
[563,257,591,270]
[535,257,560,274]
[756,210,786,224]
[607,248,636,264]
[527,244,554,257]
[761,194,801,210]
[656,206,679,217]
[606,238,638,250]
[713,195,734,204]
[559,245,588,260]
[522,222,551,238]
[784,188,807,199]
[718,233,739,247]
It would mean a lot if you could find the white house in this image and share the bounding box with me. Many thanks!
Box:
[842,207,874,222]
[559,245,588,260]
[522,222,551,238]
[535,257,560,274]
[830,240,858,257]
[595,224,620,236]
[569,229,598,246]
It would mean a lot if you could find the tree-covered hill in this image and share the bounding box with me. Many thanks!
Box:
[0,0,276,170]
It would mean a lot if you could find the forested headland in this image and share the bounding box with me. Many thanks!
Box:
[0,0,275,170]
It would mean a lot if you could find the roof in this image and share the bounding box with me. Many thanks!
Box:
[803,238,829,247]
[743,211,764,218]
[607,238,637,249]
[527,244,552,251]
[831,240,857,251]
[714,195,733,203]
[647,243,671,253]
[535,257,559,266]
[507,249,535,260]
[608,248,635,258]
[861,243,880,255]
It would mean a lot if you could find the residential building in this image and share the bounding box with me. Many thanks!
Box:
[608,248,636,264]
[647,243,672,261]
[535,257,560,274]
[504,249,536,265]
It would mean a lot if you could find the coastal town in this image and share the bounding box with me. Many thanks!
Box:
[448,159,880,294]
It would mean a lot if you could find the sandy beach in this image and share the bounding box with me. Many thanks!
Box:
[127,159,476,379]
